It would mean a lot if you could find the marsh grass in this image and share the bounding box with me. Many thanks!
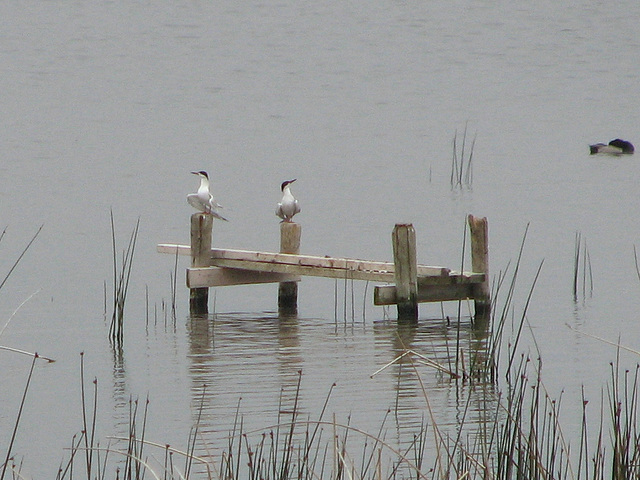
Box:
[633,244,640,286]
[0,226,46,359]
[109,211,140,344]
[6,324,640,480]
[1,353,38,480]
[450,124,476,189]
[4,226,640,479]
[0,226,54,480]
[41,345,640,480]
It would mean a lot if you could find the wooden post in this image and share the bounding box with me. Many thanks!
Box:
[468,214,490,317]
[190,213,213,314]
[392,224,418,322]
[278,222,301,315]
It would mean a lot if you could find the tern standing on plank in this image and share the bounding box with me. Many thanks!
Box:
[187,170,228,221]
[276,179,300,223]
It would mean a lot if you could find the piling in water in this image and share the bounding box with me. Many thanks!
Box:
[392,224,418,322]
[468,214,490,318]
[278,222,301,315]
[190,213,213,314]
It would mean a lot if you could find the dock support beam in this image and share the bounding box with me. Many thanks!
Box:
[190,213,213,314]
[278,222,301,315]
[392,224,418,322]
[468,214,490,317]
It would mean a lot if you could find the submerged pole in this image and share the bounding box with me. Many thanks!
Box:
[392,223,418,322]
[468,214,490,317]
[190,213,213,314]
[278,222,301,315]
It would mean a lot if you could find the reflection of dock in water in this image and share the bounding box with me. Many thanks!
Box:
[180,309,498,478]
[185,311,303,471]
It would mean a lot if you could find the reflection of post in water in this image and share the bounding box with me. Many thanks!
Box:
[107,345,133,437]
[186,311,215,456]
[188,313,215,357]
[377,309,497,405]
[375,318,500,470]
[183,311,304,471]
[277,313,303,413]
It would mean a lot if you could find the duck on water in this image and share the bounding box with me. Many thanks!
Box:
[589,139,634,155]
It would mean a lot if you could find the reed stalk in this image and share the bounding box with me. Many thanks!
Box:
[0,225,43,293]
[573,232,593,301]
[450,124,476,189]
[1,353,38,480]
[170,248,179,322]
[109,211,140,344]
[633,244,640,285]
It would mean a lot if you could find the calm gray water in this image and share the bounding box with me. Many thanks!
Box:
[1,0,640,477]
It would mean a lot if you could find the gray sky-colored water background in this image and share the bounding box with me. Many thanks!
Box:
[1,1,640,477]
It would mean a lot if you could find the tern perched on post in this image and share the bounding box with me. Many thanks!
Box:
[276,179,301,223]
[187,170,228,221]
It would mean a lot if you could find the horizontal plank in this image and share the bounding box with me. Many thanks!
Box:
[157,244,191,256]
[158,244,452,282]
[373,281,479,305]
[417,272,485,286]
[187,267,300,288]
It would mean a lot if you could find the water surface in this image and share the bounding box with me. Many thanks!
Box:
[1,0,640,477]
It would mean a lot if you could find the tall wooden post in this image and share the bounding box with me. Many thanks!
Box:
[190,213,213,314]
[278,222,301,315]
[392,224,418,322]
[468,214,490,317]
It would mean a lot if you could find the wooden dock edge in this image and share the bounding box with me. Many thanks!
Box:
[160,214,491,320]
[373,273,485,305]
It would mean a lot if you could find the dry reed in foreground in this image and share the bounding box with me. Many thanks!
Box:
[3,226,640,479]
[4,348,630,480]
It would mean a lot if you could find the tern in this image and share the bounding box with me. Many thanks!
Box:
[589,139,634,155]
[276,179,301,223]
[187,170,228,221]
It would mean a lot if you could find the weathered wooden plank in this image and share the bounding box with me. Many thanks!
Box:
[187,267,300,288]
[373,282,477,305]
[211,249,443,276]
[157,244,191,256]
[157,244,450,279]
[188,266,483,289]
[206,259,394,282]
[416,272,485,285]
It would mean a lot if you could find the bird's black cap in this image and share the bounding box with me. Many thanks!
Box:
[280,178,297,190]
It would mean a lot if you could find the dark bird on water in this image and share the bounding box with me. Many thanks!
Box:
[589,139,634,155]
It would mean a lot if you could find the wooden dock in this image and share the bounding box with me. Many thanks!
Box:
[157,214,490,321]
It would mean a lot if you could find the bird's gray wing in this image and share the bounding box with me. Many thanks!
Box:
[187,193,205,212]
